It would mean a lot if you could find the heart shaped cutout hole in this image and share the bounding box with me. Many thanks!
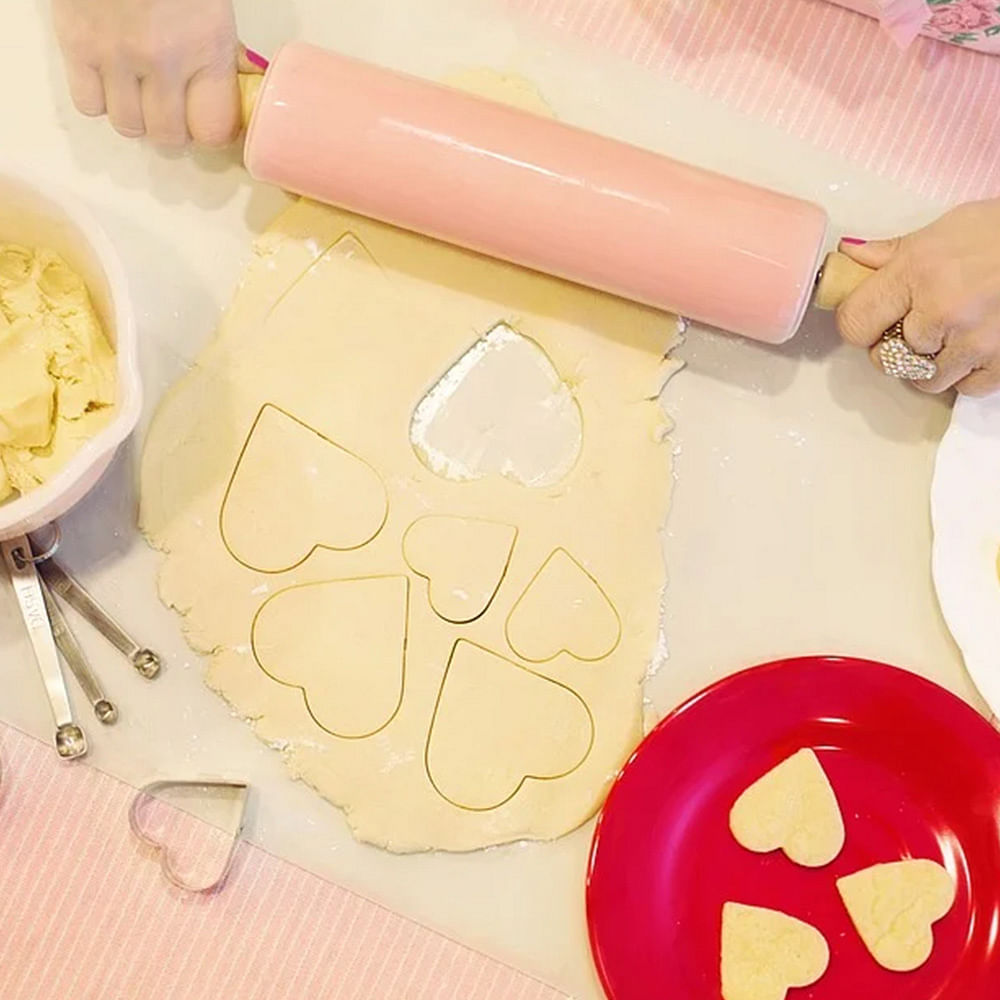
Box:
[410,323,583,489]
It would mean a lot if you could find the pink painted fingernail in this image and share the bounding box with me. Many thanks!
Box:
[246,48,269,70]
[841,236,867,245]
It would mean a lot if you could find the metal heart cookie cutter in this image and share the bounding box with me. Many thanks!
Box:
[129,779,250,894]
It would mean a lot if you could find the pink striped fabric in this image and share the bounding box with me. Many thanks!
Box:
[0,724,567,999]
[506,0,1000,204]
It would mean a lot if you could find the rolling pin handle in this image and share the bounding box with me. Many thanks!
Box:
[239,73,263,131]
[813,251,875,311]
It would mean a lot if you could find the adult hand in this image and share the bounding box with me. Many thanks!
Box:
[52,0,266,147]
[835,199,1000,397]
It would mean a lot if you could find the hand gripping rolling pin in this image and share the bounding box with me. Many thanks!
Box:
[238,44,873,343]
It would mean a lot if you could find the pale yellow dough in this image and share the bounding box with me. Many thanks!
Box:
[730,748,845,868]
[251,575,408,739]
[721,903,829,1000]
[506,547,621,662]
[0,244,116,502]
[426,640,594,810]
[403,516,517,623]
[837,859,956,972]
[220,403,388,572]
[140,75,677,852]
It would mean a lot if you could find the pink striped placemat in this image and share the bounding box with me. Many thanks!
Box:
[507,0,1000,204]
[0,723,568,999]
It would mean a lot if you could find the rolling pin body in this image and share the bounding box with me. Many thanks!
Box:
[243,43,830,344]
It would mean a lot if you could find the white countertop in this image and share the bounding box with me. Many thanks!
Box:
[0,2,982,996]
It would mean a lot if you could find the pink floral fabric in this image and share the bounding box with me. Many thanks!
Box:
[832,0,1000,51]
[928,0,998,35]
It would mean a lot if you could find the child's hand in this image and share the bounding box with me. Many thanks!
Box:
[835,200,1000,397]
[52,0,264,148]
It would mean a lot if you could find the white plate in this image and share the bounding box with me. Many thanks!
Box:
[931,394,1000,718]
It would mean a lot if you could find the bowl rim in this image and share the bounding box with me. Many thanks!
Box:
[0,163,142,538]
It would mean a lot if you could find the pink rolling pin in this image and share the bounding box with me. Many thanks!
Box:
[241,43,868,344]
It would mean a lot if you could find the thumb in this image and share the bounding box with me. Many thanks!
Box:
[237,45,269,75]
[837,235,902,269]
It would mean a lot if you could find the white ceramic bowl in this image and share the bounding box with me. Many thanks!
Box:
[0,166,141,540]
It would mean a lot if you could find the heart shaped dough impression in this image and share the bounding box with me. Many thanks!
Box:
[506,548,620,663]
[252,575,407,739]
[403,516,517,623]
[221,404,387,573]
[837,859,957,972]
[721,903,829,1000]
[425,640,594,810]
[729,748,845,868]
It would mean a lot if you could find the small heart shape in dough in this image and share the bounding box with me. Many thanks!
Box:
[403,515,517,623]
[129,780,249,894]
[729,748,845,868]
[837,859,957,972]
[721,902,829,1000]
[410,322,583,488]
[221,403,387,574]
[425,640,594,811]
[252,575,408,739]
[505,548,620,663]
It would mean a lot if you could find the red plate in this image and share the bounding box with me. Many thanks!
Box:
[586,656,1000,999]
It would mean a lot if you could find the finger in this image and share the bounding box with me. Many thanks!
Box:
[836,260,911,348]
[838,236,902,270]
[901,309,948,356]
[237,45,269,74]
[64,61,106,117]
[954,366,1000,397]
[104,71,145,138]
[141,74,189,147]
[186,67,241,147]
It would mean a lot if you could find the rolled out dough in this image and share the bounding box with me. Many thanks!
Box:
[141,76,678,853]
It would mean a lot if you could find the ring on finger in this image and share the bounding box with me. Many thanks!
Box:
[878,320,938,381]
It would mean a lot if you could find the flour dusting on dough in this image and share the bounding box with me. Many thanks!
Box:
[410,323,583,488]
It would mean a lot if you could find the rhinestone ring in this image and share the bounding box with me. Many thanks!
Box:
[878,320,938,381]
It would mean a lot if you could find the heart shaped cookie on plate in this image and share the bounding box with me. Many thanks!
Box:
[721,902,829,1000]
[221,404,387,574]
[425,640,594,811]
[837,859,957,972]
[729,748,845,868]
